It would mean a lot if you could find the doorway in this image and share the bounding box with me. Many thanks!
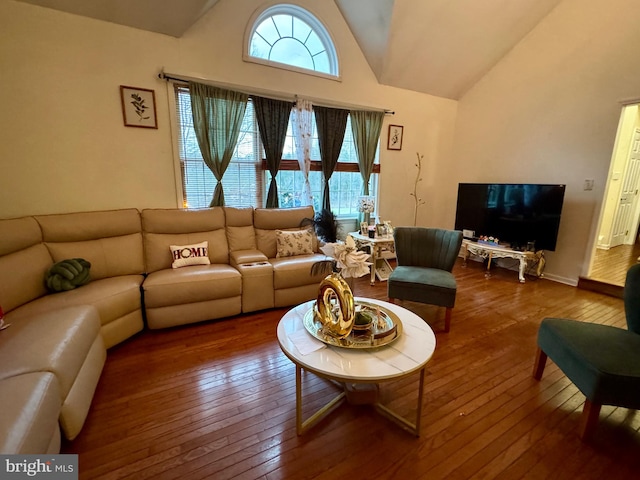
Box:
[587,103,640,287]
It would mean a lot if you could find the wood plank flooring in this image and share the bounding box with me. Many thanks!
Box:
[62,260,640,479]
[589,243,640,286]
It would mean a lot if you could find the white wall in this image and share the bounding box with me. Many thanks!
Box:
[0,0,457,230]
[450,0,640,284]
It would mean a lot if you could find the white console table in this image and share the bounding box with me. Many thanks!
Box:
[349,232,395,285]
[461,239,545,283]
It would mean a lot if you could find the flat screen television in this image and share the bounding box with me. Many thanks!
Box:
[454,183,566,251]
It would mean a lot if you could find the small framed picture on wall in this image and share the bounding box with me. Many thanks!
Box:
[120,85,158,129]
[387,124,403,150]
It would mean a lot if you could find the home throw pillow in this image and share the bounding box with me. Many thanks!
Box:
[170,241,210,268]
[275,229,314,257]
[45,258,92,292]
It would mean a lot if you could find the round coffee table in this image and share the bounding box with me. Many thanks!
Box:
[277,297,436,436]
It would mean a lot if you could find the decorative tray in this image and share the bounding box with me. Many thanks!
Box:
[303,301,402,349]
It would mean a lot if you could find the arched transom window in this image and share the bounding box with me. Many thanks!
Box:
[246,4,339,78]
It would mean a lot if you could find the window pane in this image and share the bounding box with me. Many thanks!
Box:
[272,14,292,38]
[292,17,311,43]
[249,35,270,59]
[305,32,325,57]
[255,19,279,45]
[271,38,314,70]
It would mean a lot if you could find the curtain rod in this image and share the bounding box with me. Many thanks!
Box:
[158,71,395,115]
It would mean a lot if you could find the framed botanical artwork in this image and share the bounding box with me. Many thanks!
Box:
[387,124,403,150]
[120,85,158,129]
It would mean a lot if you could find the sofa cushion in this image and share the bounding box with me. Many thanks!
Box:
[227,226,257,252]
[7,275,144,328]
[0,305,101,397]
[223,206,254,226]
[276,229,315,257]
[45,235,143,280]
[0,372,61,454]
[45,258,92,292]
[142,208,228,272]
[254,206,315,230]
[0,243,52,313]
[35,209,144,279]
[170,241,210,268]
[143,265,242,308]
[0,216,43,257]
[256,227,318,259]
[145,231,228,271]
[271,253,328,289]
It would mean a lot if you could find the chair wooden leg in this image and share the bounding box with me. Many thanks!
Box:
[532,348,547,380]
[444,307,452,333]
[579,399,601,441]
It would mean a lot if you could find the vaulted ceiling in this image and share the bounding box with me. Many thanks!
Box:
[15,0,563,100]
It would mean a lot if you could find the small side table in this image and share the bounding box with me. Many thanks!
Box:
[349,231,395,285]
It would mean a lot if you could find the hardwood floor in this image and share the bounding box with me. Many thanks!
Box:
[62,260,640,479]
[589,243,640,286]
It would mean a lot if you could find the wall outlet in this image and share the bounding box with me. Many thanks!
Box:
[584,179,594,191]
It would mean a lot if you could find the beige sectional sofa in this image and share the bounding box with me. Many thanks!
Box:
[0,205,327,454]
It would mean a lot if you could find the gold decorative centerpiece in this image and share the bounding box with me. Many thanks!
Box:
[314,272,355,339]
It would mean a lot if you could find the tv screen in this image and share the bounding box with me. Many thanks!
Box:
[454,183,566,251]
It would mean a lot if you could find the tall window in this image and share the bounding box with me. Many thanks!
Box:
[174,85,379,216]
[245,4,339,78]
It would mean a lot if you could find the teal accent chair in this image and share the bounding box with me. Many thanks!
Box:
[533,263,640,440]
[387,227,463,332]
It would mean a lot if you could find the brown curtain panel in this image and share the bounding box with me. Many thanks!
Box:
[253,96,292,208]
[314,105,348,212]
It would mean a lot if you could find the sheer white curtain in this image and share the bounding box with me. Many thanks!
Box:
[292,98,313,206]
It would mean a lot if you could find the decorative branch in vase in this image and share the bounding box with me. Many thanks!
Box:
[409,152,426,226]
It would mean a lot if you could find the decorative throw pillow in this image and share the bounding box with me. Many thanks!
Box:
[45,258,92,292]
[170,241,210,268]
[275,229,314,257]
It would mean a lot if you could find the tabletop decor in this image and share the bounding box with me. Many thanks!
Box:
[318,235,371,281]
[357,195,375,226]
[313,272,355,339]
[305,299,402,348]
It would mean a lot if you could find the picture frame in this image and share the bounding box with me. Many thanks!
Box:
[387,124,403,150]
[376,223,387,237]
[375,258,393,281]
[120,85,158,129]
[360,222,369,235]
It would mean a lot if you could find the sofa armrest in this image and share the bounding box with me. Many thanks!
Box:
[230,250,269,268]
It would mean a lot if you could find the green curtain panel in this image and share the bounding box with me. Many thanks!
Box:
[189,82,248,207]
[350,110,384,196]
[253,96,292,208]
[314,105,348,211]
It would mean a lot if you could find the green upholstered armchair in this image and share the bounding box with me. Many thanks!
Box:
[387,227,463,332]
[533,263,640,440]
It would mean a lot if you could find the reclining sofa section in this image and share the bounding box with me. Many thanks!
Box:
[0,205,328,453]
